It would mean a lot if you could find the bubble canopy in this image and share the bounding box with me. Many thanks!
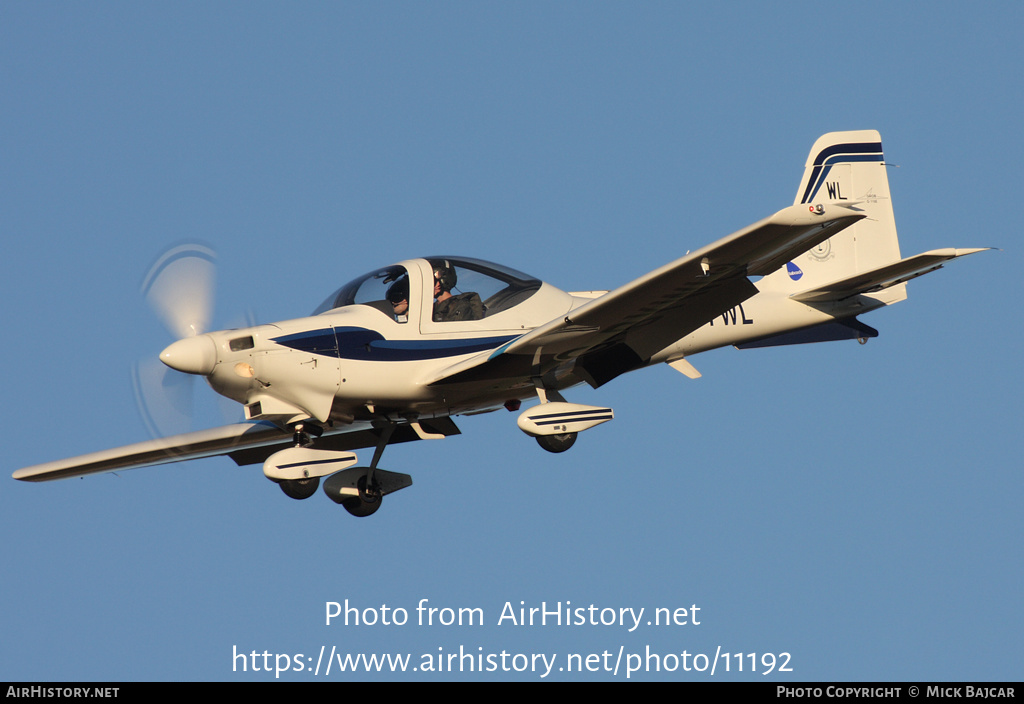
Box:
[313,256,542,318]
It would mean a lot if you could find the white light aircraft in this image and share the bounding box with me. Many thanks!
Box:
[14,131,988,517]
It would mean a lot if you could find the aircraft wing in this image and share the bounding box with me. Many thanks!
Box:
[430,203,864,388]
[13,417,460,482]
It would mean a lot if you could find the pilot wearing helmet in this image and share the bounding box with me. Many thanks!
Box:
[432,261,484,322]
[386,275,410,322]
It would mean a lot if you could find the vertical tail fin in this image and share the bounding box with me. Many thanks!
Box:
[768,130,903,298]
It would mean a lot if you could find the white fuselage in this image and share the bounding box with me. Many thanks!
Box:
[188,255,889,431]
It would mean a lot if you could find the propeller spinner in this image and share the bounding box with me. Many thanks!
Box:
[160,335,217,375]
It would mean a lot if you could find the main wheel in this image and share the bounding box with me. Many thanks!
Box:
[536,432,577,453]
[342,475,383,517]
[279,476,320,500]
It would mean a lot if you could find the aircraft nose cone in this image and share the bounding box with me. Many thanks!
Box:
[160,335,217,375]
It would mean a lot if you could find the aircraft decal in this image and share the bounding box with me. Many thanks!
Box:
[708,303,754,326]
[526,407,614,426]
[272,327,518,362]
[799,141,883,204]
[825,181,847,200]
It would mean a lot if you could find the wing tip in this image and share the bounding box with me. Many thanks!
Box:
[13,466,59,482]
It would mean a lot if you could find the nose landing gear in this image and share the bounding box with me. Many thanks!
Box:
[341,475,383,517]
[320,420,412,517]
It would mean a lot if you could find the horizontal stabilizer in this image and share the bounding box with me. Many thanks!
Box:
[791,248,991,303]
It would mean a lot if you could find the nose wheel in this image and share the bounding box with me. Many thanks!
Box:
[277,419,412,517]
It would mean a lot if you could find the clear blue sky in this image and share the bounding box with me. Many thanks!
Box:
[2,1,1020,682]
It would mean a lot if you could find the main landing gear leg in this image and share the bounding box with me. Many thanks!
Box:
[342,421,396,518]
[531,378,578,454]
[278,421,325,500]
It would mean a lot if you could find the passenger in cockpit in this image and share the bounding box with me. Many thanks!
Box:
[432,261,484,322]
[387,276,410,323]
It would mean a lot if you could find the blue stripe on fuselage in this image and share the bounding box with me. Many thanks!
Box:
[272,328,341,355]
[272,327,518,362]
